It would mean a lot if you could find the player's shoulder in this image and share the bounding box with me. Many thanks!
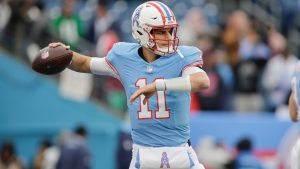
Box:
[110,42,140,55]
[177,46,202,62]
[177,45,202,57]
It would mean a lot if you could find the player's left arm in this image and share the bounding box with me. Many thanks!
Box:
[182,66,210,92]
[129,66,210,104]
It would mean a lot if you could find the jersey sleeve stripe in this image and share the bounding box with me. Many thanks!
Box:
[104,57,120,76]
[182,60,203,72]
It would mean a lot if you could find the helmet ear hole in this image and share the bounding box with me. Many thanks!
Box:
[147,40,155,47]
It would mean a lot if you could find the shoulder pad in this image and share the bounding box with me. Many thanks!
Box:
[110,42,140,56]
[177,46,203,58]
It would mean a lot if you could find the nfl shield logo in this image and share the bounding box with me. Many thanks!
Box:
[147,65,153,73]
[41,48,49,59]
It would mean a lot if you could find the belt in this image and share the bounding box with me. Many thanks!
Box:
[187,139,191,146]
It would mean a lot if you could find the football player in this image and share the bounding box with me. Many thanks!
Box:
[50,1,209,169]
[289,61,300,169]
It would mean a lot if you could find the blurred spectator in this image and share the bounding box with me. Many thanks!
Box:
[0,140,24,169]
[116,123,132,169]
[178,7,211,45]
[56,126,90,169]
[32,140,52,169]
[196,35,234,111]
[261,30,298,112]
[43,131,72,169]
[279,0,297,37]
[0,0,12,33]
[196,136,231,169]
[221,10,273,112]
[1,0,44,59]
[26,2,54,62]
[233,58,265,112]
[51,0,84,47]
[85,0,115,44]
[231,137,263,169]
[238,28,270,61]
[96,29,119,58]
[59,68,93,102]
[222,10,250,69]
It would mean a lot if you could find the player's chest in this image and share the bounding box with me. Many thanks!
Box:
[122,61,182,84]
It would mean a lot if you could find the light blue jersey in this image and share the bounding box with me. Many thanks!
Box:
[106,42,203,147]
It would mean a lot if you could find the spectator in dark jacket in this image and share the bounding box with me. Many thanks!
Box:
[56,126,90,169]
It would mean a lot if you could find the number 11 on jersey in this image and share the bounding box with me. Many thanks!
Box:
[135,78,170,120]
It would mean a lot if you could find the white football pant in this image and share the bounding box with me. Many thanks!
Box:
[129,143,205,169]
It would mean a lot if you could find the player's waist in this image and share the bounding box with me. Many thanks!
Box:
[133,139,191,148]
[131,129,189,146]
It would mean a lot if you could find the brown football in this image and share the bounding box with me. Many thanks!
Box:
[32,46,73,75]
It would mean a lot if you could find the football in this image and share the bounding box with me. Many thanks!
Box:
[32,46,73,75]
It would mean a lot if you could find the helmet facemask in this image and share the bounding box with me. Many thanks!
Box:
[147,25,179,55]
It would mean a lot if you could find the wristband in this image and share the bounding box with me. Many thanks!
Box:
[165,76,191,92]
[155,79,166,91]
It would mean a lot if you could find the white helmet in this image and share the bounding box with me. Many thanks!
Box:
[132,1,179,55]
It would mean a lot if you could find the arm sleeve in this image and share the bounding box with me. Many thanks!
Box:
[182,66,205,77]
[90,57,119,79]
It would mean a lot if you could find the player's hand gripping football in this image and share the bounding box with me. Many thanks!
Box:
[48,42,70,50]
[129,82,156,105]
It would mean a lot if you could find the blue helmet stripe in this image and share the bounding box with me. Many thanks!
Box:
[156,1,172,21]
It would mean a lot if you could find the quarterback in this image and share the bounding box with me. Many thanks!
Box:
[50,1,209,169]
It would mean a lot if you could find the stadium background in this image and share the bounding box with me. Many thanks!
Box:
[0,0,299,169]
